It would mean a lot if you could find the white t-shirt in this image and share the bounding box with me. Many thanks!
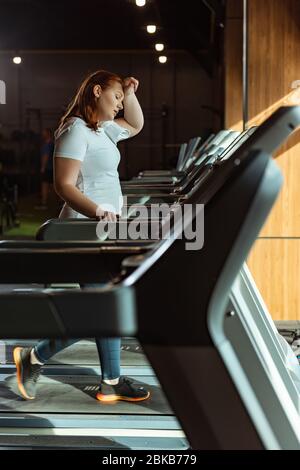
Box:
[54,117,130,218]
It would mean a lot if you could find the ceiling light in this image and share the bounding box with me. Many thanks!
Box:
[159,56,167,64]
[136,0,146,6]
[155,43,164,51]
[147,25,156,34]
[13,56,22,64]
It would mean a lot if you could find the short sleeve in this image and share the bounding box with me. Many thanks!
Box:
[102,120,130,145]
[54,123,88,161]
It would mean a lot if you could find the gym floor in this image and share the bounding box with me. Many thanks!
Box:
[1,190,62,240]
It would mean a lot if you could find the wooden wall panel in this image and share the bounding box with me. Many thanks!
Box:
[260,138,300,237]
[225,0,300,320]
[224,0,243,130]
[247,0,300,320]
[246,0,300,235]
[247,240,300,320]
[247,0,300,126]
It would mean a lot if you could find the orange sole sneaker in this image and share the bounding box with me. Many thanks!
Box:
[96,391,151,403]
[13,347,35,400]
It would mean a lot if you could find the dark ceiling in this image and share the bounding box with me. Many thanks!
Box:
[0,0,225,73]
[0,1,224,55]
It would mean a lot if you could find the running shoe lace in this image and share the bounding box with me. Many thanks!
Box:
[30,365,41,383]
[122,377,144,391]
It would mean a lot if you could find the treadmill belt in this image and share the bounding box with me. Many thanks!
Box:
[51,342,149,366]
[0,434,130,449]
[0,374,172,414]
[0,432,187,451]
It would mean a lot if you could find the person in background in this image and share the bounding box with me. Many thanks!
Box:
[35,128,54,209]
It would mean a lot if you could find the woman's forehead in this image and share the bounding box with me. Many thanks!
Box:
[110,81,124,94]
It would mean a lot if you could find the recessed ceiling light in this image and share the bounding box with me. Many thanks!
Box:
[159,56,167,64]
[147,25,156,34]
[155,43,164,51]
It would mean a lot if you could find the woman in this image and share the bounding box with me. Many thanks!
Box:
[13,70,150,403]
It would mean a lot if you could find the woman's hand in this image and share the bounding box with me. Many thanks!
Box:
[96,207,117,222]
[123,77,139,97]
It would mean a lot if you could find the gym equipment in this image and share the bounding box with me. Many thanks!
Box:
[0,107,299,449]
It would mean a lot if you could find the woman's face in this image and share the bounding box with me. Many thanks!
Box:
[96,81,124,121]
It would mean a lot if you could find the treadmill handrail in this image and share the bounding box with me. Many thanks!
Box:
[0,284,137,338]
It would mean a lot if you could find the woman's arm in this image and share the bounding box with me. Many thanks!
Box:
[115,77,144,138]
[54,157,115,220]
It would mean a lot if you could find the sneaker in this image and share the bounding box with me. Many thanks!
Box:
[13,347,42,400]
[96,376,150,403]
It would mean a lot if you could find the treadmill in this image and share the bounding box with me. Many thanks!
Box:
[126,131,236,186]
[122,128,256,210]
[121,131,241,193]
[138,131,218,178]
[0,107,299,449]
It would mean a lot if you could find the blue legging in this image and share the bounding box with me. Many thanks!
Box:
[34,284,120,380]
[34,337,120,380]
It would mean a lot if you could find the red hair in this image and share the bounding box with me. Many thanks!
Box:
[59,70,123,132]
